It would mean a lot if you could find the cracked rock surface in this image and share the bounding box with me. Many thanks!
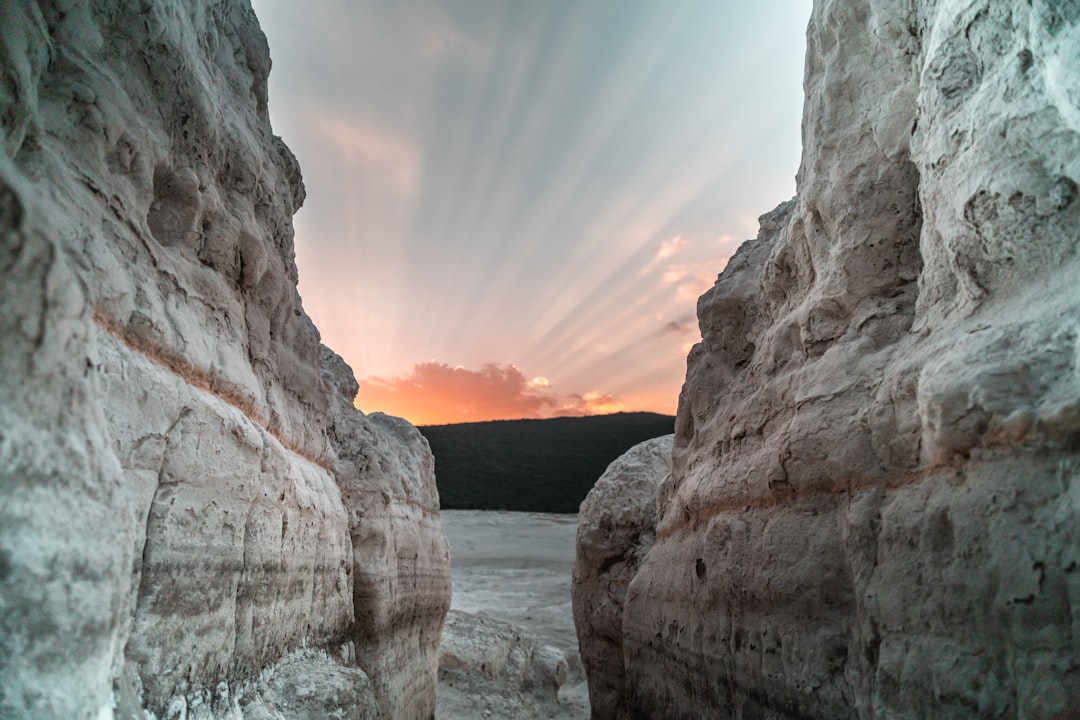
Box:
[0,2,448,718]
[574,1,1080,718]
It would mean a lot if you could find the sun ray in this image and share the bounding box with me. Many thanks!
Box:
[255,0,811,420]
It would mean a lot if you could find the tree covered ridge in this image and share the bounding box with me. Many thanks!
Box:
[420,412,675,513]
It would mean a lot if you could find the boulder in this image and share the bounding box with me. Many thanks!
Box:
[437,609,570,720]
[572,435,673,720]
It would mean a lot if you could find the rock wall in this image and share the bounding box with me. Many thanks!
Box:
[577,1,1080,718]
[0,2,448,718]
[322,347,452,720]
[572,435,673,720]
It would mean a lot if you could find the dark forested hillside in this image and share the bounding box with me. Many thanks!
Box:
[419,412,675,512]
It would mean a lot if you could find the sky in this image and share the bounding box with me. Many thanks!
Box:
[250,0,811,425]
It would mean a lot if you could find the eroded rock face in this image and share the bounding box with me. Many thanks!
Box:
[0,2,448,718]
[572,435,673,720]
[607,1,1079,719]
[322,346,452,720]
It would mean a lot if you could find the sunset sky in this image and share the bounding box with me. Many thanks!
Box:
[250,0,810,425]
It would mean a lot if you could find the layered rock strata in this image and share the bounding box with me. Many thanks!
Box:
[572,435,673,720]
[577,1,1080,718]
[0,2,448,718]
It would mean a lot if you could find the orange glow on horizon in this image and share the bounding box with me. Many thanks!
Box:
[354,360,677,426]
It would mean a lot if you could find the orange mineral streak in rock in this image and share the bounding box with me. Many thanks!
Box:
[92,309,332,472]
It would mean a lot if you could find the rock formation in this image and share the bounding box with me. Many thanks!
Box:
[322,347,452,720]
[437,609,570,720]
[0,2,449,718]
[572,435,673,720]
[575,1,1080,718]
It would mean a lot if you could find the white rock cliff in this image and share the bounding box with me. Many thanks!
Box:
[0,2,449,718]
[575,1,1079,718]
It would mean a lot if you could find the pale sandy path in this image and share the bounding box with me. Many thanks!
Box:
[437,510,589,720]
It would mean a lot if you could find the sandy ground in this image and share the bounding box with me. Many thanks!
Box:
[437,510,589,720]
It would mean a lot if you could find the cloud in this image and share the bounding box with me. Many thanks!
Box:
[356,361,625,425]
[660,266,688,285]
[553,391,625,417]
[419,19,493,66]
[641,235,688,276]
[655,235,688,261]
[309,114,420,194]
[655,263,719,303]
[656,314,697,337]
[675,269,719,303]
[637,234,728,306]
